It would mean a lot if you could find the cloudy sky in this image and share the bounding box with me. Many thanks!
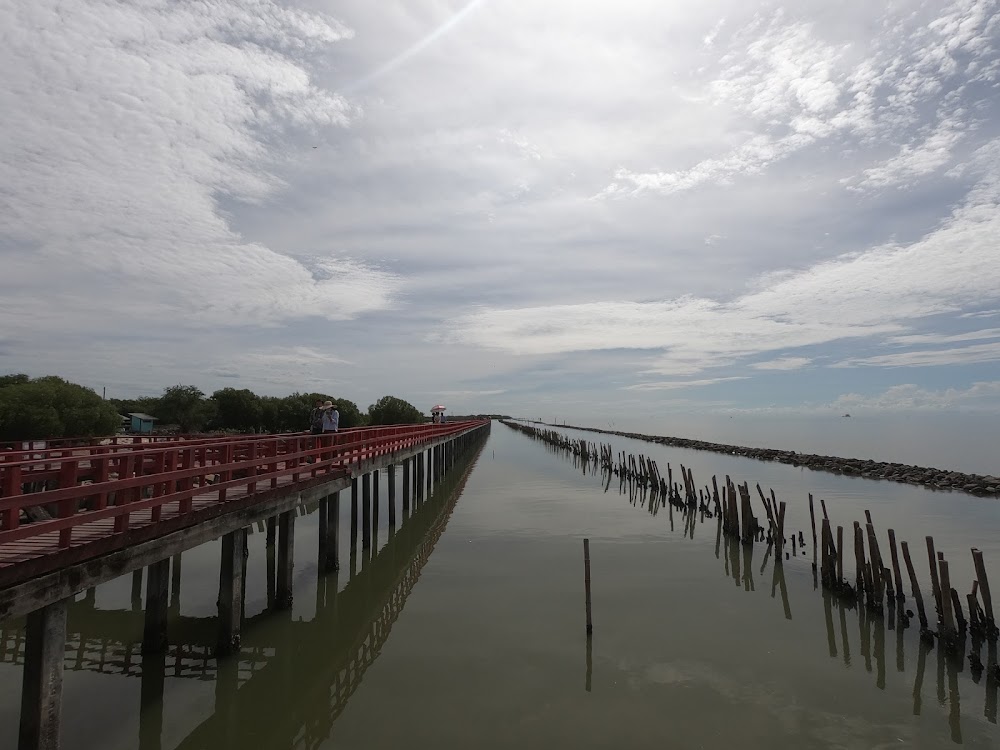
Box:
[2,0,999,419]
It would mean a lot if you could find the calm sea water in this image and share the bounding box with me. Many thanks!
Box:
[567,413,1000,477]
[0,423,998,749]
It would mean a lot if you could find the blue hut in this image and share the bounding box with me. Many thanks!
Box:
[128,413,157,435]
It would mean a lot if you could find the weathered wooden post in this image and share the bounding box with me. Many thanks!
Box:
[939,556,957,641]
[926,536,943,617]
[887,529,905,601]
[900,541,929,630]
[217,528,246,654]
[276,509,295,608]
[19,599,68,750]
[143,559,170,653]
[972,548,996,632]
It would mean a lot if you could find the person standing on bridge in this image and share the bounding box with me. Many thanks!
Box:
[322,401,339,433]
[309,399,325,435]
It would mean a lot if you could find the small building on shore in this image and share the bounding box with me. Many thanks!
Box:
[128,413,157,435]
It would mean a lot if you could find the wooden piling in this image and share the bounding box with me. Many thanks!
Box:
[972,548,996,631]
[926,536,943,617]
[899,542,927,630]
[836,526,844,585]
[887,529,905,601]
[939,557,956,638]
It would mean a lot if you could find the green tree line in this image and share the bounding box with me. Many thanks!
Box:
[0,375,430,440]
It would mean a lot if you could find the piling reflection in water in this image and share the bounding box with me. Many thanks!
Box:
[0,437,486,750]
[509,421,999,743]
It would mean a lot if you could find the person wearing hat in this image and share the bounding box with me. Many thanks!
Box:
[321,401,340,433]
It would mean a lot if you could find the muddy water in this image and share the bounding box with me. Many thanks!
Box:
[0,423,998,748]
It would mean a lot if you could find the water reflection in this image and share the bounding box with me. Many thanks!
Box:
[530,429,1000,742]
[0,441,485,750]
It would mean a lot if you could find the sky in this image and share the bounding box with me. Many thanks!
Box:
[2,0,1000,421]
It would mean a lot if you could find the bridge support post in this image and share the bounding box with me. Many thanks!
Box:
[350,478,359,548]
[18,598,67,750]
[415,454,423,503]
[319,491,340,572]
[131,569,143,611]
[169,554,182,617]
[275,510,295,609]
[372,470,380,544]
[143,559,170,653]
[426,449,433,496]
[388,465,396,527]
[218,527,246,655]
[402,460,411,516]
[362,473,372,550]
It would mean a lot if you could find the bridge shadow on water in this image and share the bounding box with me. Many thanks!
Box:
[0,437,487,750]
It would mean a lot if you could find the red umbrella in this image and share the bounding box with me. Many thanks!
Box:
[431,404,446,411]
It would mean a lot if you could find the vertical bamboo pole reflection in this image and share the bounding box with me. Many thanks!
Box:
[913,636,932,716]
[860,607,872,673]
[874,612,886,690]
[823,589,838,659]
[896,610,905,673]
[986,637,998,723]
[948,651,963,744]
[772,558,791,620]
[838,599,851,667]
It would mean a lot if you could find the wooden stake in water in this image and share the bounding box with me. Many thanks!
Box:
[583,539,594,635]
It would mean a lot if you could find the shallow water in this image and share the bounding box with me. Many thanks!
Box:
[1,423,998,748]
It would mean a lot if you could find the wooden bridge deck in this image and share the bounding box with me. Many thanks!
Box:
[0,422,484,592]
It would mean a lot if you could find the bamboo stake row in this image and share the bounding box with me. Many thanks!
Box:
[501,420,1000,658]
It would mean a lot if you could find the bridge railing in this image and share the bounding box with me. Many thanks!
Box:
[0,421,484,550]
[0,427,370,462]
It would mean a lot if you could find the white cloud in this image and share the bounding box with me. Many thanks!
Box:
[602,1,999,198]
[622,377,747,391]
[834,341,1000,368]
[0,0,398,338]
[832,381,1000,412]
[751,357,812,371]
[452,141,1000,374]
[886,328,1000,345]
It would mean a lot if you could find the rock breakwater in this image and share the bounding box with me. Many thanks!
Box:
[536,422,1000,498]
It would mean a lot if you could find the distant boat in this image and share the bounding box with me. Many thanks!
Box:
[842,413,851,418]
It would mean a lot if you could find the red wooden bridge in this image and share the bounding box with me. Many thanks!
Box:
[0,419,491,750]
[0,422,479,588]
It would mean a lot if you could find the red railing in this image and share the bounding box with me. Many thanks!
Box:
[0,422,485,553]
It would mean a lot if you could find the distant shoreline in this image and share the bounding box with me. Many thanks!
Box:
[532,421,1000,498]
